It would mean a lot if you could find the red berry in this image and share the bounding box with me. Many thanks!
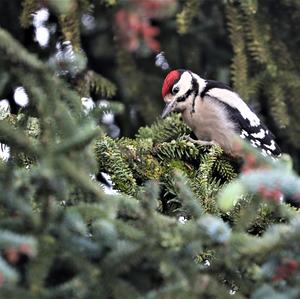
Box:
[5,247,19,264]
[19,243,32,255]
[272,259,298,281]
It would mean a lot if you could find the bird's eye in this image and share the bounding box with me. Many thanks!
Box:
[172,86,179,94]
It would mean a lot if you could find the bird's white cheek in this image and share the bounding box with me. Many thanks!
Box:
[174,102,187,113]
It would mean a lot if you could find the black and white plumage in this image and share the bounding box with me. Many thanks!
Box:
[161,69,281,157]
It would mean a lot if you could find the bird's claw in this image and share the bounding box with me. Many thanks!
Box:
[183,135,216,146]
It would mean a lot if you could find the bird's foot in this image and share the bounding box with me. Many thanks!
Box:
[184,135,216,146]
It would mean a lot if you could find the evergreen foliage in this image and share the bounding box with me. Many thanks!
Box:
[225,1,300,164]
[176,0,200,35]
[0,0,300,298]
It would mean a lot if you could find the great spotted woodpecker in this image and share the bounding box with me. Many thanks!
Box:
[161,69,281,157]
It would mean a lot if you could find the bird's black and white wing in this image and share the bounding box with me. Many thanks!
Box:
[202,80,281,157]
[224,103,281,157]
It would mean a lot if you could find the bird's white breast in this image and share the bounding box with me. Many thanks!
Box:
[182,95,236,145]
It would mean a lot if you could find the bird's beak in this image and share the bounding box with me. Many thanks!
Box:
[161,98,177,119]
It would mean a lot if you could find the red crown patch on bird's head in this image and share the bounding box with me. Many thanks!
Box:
[162,70,182,98]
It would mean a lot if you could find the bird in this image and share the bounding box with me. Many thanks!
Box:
[161,69,281,157]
